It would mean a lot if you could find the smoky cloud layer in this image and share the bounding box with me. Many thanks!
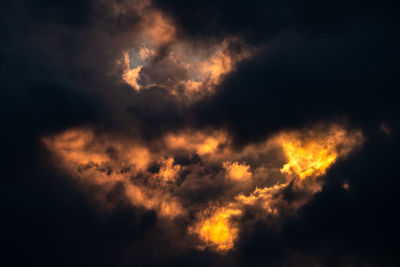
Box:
[1,0,399,266]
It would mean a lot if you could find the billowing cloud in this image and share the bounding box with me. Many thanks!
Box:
[43,123,362,252]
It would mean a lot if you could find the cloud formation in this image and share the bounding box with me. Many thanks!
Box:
[43,124,362,253]
[1,0,399,266]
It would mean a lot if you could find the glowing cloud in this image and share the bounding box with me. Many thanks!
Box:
[121,52,143,90]
[236,184,286,214]
[44,123,363,253]
[223,161,252,181]
[188,124,363,251]
[189,207,242,252]
[117,6,251,100]
[277,126,363,179]
[43,128,184,219]
[155,157,181,184]
[164,130,229,156]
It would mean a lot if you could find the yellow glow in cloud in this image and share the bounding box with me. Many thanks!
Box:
[190,207,242,252]
[277,126,362,179]
[44,124,363,253]
[189,125,362,252]
[280,139,337,179]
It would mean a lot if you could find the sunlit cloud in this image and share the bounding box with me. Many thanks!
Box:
[189,206,242,252]
[164,129,229,156]
[223,161,252,181]
[278,126,363,179]
[115,4,251,101]
[43,123,363,252]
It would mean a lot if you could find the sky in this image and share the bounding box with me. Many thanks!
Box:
[1,0,399,266]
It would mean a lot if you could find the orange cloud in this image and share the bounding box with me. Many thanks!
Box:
[223,161,252,181]
[189,206,242,252]
[117,7,250,100]
[121,52,143,90]
[43,128,185,218]
[187,124,363,252]
[155,157,181,184]
[277,126,363,179]
[43,123,363,252]
[164,129,229,156]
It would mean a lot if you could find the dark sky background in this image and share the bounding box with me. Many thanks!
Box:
[1,0,399,266]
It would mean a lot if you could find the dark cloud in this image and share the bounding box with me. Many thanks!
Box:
[1,0,399,266]
[153,0,399,43]
[192,25,399,144]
